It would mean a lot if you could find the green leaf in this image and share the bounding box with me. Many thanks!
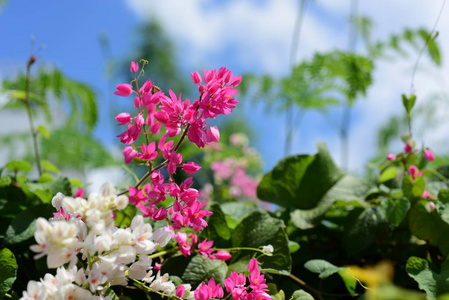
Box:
[338,268,358,296]
[304,259,342,279]
[36,125,50,139]
[289,241,300,253]
[41,160,60,174]
[272,290,285,300]
[0,176,12,187]
[381,197,411,227]
[220,202,257,227]
[0,248,18,300]
[344,207,387,256]
[290,175,370,229]
[403,176,425,202]
[257,143,344,209]
[409,201,449,256]
[69,178,82,188]
[38,173,54,183]
[380,167,398,183]
[202,203,232,248]
[290,290,314,300]
[5,160,32,173]
[231,210,291,275]
[406,256,449,299]
[4,204,53,244]
[182,255,227,288]
[438,190,449,204]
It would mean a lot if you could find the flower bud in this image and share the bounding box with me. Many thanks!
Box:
[424,149,435,161]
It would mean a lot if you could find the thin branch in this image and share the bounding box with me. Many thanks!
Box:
[409,0,446,95]
[24,55,42,176]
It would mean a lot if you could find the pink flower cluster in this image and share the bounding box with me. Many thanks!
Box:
[114,63,241,233]
[194,259,270,300]
[211,159,259,199]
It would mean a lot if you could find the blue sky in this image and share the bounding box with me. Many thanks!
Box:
[1,0,448,184]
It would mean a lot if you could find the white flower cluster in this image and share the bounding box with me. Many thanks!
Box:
[23,183,174,299]
[20,266,108,300]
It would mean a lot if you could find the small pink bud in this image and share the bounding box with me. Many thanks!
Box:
[404,142,413,153]
[130,61,139,73]
[154,262,161,271]
[386,153,396,161]
[215,250,232,261]
[123,146,137,164]
[206,126,220,143]
[133,96,141,108]
[182,162,202,174]
[134,113,144,127]
[114,83,133,97]
[153,207,168,221]
[408,165,418,179]
[176,285,186,298]
[426,201,436,212]
[424,149,435,161]
[191,71,202,84]
[422,190,430,199]
[74,188,85,198]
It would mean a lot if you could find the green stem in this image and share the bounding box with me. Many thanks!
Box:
[215,247,272,256]
[149,248,177,259]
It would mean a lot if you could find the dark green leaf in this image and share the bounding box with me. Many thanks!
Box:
[257,144,344,209]
[182,255,227,287]
[381,197,411,227]
[344,207,387,256]
[0,248,18,299]
[4,204,53,244]
[409,201,449,256]
[232,210,291,275]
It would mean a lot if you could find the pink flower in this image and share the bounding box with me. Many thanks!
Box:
[215,250,232,261]
[74,188,84,198]
[191,71,202,84]
[137,142,158,161]
[123,146,138,164]
[114,83,134,97]
[176,285,185,298]
[130,61,139,73]
[206,126,220,143]
[386,153,396,161]
[182,162,202,174]
[115,112,132,125]
[424,149,435,161]
[404,142,413,153]
[198,239,214,257]
[408,165,423,181]
[153,207,167,221]
[422,190,430,199]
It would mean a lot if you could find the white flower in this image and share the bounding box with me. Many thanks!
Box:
[151,226,173,247]
[262,244,274,255]
[150,271,175,295]
[51,192,65,211]
[131,215,156,254]
[30,218,79,268]
[20,280,46,300]
[128,255,152,280]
